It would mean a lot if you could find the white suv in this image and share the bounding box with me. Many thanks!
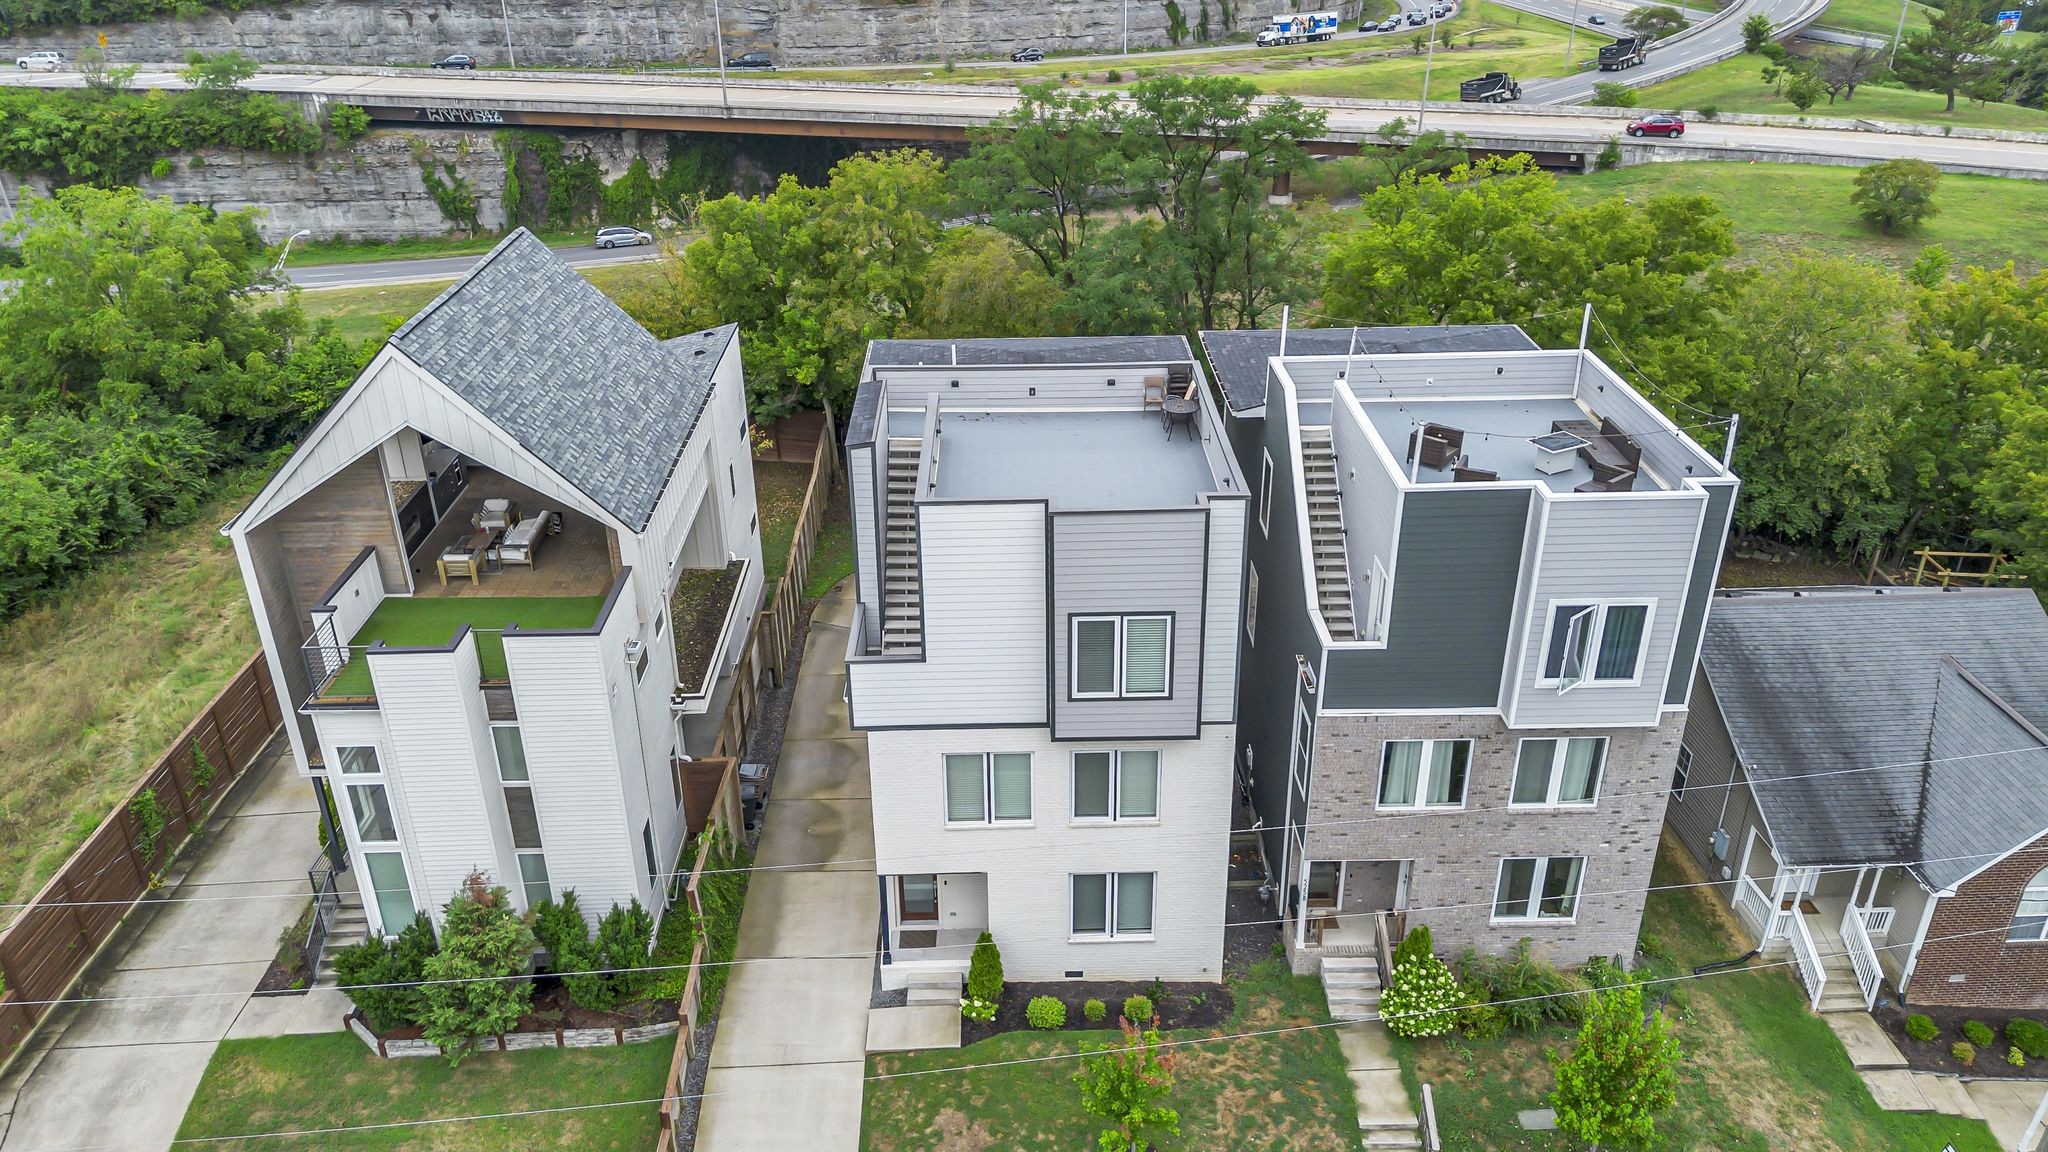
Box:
[16,50,65,71]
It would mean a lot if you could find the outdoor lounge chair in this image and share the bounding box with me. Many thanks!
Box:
[499,510,555,568]
[1407,423,1465,471]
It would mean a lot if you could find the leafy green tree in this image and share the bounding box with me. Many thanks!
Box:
[1590,81,1639,107]
[1341,121,1471,193]
[1622,5,1688,37]
[1742,12,1775,52]
[915,228,1064,338]
[1850,157,1942,234]
[949,84,1125,287]
[1054,218,1196,337]
[1784,68,1827,111]
[419,874,536,1064]
[180,50,258,97]
[1548,982,1679,1150]
[1896,1,2001,111]
[1074,1018,1181,1152]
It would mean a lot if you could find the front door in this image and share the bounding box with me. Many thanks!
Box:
[898,874,938,922]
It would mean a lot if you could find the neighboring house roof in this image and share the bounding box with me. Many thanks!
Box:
[867,335,1193,368]
[1700,587,2048,890]
[1197,325,1540,412]
[388,229,734,531]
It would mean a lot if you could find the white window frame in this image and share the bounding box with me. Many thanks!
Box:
[1245,563,1260,647]
[1070,614,1173,700]
[2010,866,2048,943]
[1491,856,1587,924]
[1375,738,1472,811]
[1069,871,1157,941]
[1259,449,1274,535]
[1535,599,1657,691]
[943,752,1033,826]
[1509,736,1608,808]
[332,744,419,939]
[1070,750,1162,824]
[1672,745,1692,800]
[491,724,550,908]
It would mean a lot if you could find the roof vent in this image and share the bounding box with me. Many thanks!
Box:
[694,348,706,356]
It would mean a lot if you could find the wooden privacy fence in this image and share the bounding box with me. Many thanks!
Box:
[0,654,281,1071]
[655,758,741,1152]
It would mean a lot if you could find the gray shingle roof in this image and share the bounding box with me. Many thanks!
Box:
[867,336,1193,368]
[1198,325,1540,411]
[390,229,733,531]
[1699,587,2048,888]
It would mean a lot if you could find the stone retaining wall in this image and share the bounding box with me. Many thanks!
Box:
[346,1011,680,1058]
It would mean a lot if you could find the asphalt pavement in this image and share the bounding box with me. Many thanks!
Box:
[287,240,657,289]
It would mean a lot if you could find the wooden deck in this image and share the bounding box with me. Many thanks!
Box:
[407,468,618,600]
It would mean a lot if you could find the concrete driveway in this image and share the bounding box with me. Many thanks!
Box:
[695,586,878,1152]
[0,742,348,1152]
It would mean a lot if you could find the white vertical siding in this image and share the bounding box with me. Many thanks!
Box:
[312,552,388,641]
[1202,498,1246,724]
[849,445,880,639]
[1331,387,1401,624]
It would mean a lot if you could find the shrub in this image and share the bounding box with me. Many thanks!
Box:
[530,891,587,960]
[1851,158,1941,236]
[334,913,438,1030]
[1697,104,1719,120]
[1074,1018,1181,1152]
[1951,1040,1976,1067]
[1381,948,1464,1039]
[1123,994,1156,1025]
[1580,955,1629,990]
[1459,985,1507,1041]
[1595,137,1622,171]
[2009,1045,2028,1068]
[418,874,536,1064]
[1962,1019,1995,1047]
[1459,939,1588,1034]
[1105,68,1123,82]
[1028,995,1068,1030]
[1392,924,1435,971]
[960,996,997,1022]
[1904,1014,1939,1043]
[1590,81,1638,107]
[328,103,372,143]
[2006,1017,2048,1059]
[596,899,656,1003]
[967,932,1004,1003]
[1549,983,1679,1150]
[1084,998,1108,1023]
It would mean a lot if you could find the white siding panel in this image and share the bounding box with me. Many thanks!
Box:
[312,552,387,642]
[1331,389,1401,624]
[1285,350,1581,403]
[1202,498,1246,724]
[850,445,880,640]
[1051,510,1205,740]
[877,365,1187,410]
[848,502,1047,729]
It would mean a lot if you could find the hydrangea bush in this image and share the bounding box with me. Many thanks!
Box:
[1379,948,1465,1038]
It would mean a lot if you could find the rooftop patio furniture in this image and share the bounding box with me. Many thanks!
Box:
[1408,423,1465,471]
[1575,469,1637,494]
[436,527,499,586]
[499,510,556,568]
[474,498,519,532]
[1453,463,1500,483]
[1142,375,1169,414]
[1552,417,1642,483]
[1161,394,1199,441]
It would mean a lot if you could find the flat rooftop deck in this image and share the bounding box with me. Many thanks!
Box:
[934,410,1219,509]
[1359,397,1658,493]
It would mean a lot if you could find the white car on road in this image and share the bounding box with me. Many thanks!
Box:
[16,50,65,71]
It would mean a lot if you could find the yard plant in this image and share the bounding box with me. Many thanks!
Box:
[1548,981,1681,1150]
[1852,158,1943,235]
[333,913,437,1031]
[418,874,536,1064]
[2008,1017,2048,1058]
[1027,995,1067,1030]
[1074,1017,1182,1152]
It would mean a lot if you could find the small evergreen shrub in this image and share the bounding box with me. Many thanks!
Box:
[596,899,656,1003]
[418,874,536,1065]
[2009,1045,2027,1068]
[1084,998,1108,1022]
[1027,995,1067,1030]
[1123,994,1155,1025]
[1105,68,1123,82]
[334,913,438,1030]
[1392,924,1435,971]
[2006,1017,2048,1058]
[1951,1040,1976,1067]
[1696,105,1719,120]
[1962,1019,1995,1048]
[967,932,1005,1003]
[1904,1014,1939,1043]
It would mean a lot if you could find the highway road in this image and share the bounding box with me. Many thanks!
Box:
[1513,0,1826,102]
[286,241,657,289]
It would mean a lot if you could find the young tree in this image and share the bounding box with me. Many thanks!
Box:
[418,874,536,1064]
[1816,45,1883,102]
[1622,4,1689,37]
[179,50,258,97]
[1548,982,1680,1151]
[1590,80,1639,107]
[1074,1017,1181,1152]
[1741,12,1775,53]
[1850,157,1942,234]
[1896,1,2000,111]
[1783,68,1827,111]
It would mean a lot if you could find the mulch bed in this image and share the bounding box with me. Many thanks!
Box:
[1874,1000,2048,1079]
[672,560,745,695]
[962,980,1234,1046]
[521,976,678,1030]
[252,956,311,997]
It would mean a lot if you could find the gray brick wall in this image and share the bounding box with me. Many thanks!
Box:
[1303,711,1685,966]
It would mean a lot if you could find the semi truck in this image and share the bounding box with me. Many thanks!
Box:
[1257,11,1340,44]
[1458,71,1522,102]
[1598,34,1651,69]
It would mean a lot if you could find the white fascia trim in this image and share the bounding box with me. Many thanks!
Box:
[228,341,407,537]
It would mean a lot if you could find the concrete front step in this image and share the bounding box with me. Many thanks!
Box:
[1364,1131,1424,1150]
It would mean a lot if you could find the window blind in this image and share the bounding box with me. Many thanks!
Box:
[1119,752,1160,818]
[991,754,1032,820]
[503,786,543,850]
[1074,619,1118,695]
[1595,604,1648,679]
[1494,857,1536,918]
[493,727,528,781]
[1123,617,1169,695]
[945,754,986,822]
[1425,741,1468,806]
[1559,739,1603,803]
[1379,741,1423,806]
[1512,740,1556,805]
[1115,873,1155,934]
[1073,753,1113,819]
[1072,874,1109,935]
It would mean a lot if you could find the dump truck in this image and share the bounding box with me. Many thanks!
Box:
[1598,34,1651,69]
[1458,71,1522,102]
[1257,11,1340,44]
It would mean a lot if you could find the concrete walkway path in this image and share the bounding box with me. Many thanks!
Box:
[695,585,877,1152]
[0,740,345,1152]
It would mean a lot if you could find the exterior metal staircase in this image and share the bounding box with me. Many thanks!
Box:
[1300,428,1357,641]
[881,437,924,653]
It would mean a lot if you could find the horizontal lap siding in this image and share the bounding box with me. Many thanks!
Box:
[1666,671,1757,901]
[1664,482,1738,706]
[877,366,1178,409]
[1202,498,1246,724]
[1052,510,1206,741]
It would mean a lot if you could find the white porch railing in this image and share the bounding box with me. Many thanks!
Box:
[1840,902,1883,1011]
[1860,905,1896,940]
[1734,876,1774,942]
[1790,908,1827,1011]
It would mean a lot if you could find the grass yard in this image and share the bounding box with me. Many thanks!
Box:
[1245,4,1600,101]
[1815,0,1934,38]
[1559,161,2048,273]
[176,1031,669,1149]
[804,480,856,601]
[1400,836,2003,1152]
[286,229,591,267]
[0,472,264,927]
[323,596,604,698]
[1634,55,2048,131]
[861,959,1361,1151]
[300,261,674,346]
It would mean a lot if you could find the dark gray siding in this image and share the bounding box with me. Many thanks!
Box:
[1051,509,1207,740]
[1664,481,1737,705]
[1322,487,1531,711]
[1667,669,1767,900]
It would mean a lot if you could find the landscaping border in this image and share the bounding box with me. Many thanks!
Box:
[344,1010,681,1059]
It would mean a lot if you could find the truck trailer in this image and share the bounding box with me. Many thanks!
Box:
[1257,11,1340,44]
[1459,71,1522,102]
[1597,34,1650,69]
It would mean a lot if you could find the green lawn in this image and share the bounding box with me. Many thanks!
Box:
[1560,161,2048,273]
[1635,54,2048,131]
[300,262,674,346]
[1813,0,2035,43]
[803,479,856,601]
[176,1032,669,1149]
[861,959,1361,1151]
[1398,836,2003,1152]
[1246,3,1601,100]
[324,596,605,698]
[286,229,591,267]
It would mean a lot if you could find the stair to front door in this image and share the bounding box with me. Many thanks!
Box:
[1321,955,1382,1023]
[314,892,368,986]
[1300,427,1357,641]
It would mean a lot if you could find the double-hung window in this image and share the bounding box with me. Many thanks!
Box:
[1376,739,1471,810]
[1071,615,1171,699]
[1510,737,1607,806]
[1671,745,1692,800]
[2010,866,2048,942]
[944,753,1032,825]
[1540,601,1654,691]
[1071,872,1155,939]
[1493,856,1586,922]
[492,725,551,908]
[336,745,419,936]
[1071,751,1161,822]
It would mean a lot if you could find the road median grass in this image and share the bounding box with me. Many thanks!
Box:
[1634,54,2048,132]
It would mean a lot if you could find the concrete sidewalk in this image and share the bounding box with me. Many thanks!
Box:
[694,585,877,1152]
[0,741,347,1152]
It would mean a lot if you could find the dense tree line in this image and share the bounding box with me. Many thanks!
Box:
[0,0,277,36]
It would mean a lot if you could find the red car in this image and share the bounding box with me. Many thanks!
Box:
[1626,114,1685,138]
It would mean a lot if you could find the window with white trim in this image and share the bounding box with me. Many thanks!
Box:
[1671,745,1692,800]
[1493,856,1585,922]
[1245,564,1260,647]
[1540,601,1653,691]
[2010,866,2048,942]
[1376,739,1471,810]
[1510,737,1607,807]
[1071,615,1172,699]
[1071,872,1155,938]
[335,745,419,935]
[944,753,1033,824]
[1259,450,1274,535]
[1071,751,1161,822]
[492,725,551,908]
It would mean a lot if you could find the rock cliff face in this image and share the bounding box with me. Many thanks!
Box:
[0,0,1267,67]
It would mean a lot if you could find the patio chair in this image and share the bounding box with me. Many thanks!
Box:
[1407,423,1464,471]
[1142,375,1169,414]
[1575,469,1636,494]
[1453,463,1500,483]
[500,510,555,568]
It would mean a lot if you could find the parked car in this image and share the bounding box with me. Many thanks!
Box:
[1586,12,1607,23]
[1626,113,1685,137]
[431,54,478,69]
[594,226,654,249]
[727,51,774,69]
[15,50,64,71]
[1010,46,1044,62]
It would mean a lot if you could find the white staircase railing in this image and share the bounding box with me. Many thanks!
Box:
[1734,876,1773,942]
[1841,903,1883,1011]
[1790,909,1827,1011]
[1860,905,1895,940]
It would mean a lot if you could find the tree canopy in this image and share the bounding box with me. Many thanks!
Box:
[1896,1,2002,111]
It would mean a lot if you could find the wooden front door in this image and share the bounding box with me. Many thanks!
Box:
[898,874,938,922]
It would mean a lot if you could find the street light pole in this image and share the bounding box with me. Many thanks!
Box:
[499,0,516,68]
[1418,12,1438,131]
[1123,0,1130,55]
[270,228,310,304]
[1565,0,1581,63]
[1887,0,1910,69]
[712,0,730,115]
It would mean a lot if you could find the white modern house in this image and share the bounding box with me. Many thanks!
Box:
[223,230,763,938]
[843,337,1251,987]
